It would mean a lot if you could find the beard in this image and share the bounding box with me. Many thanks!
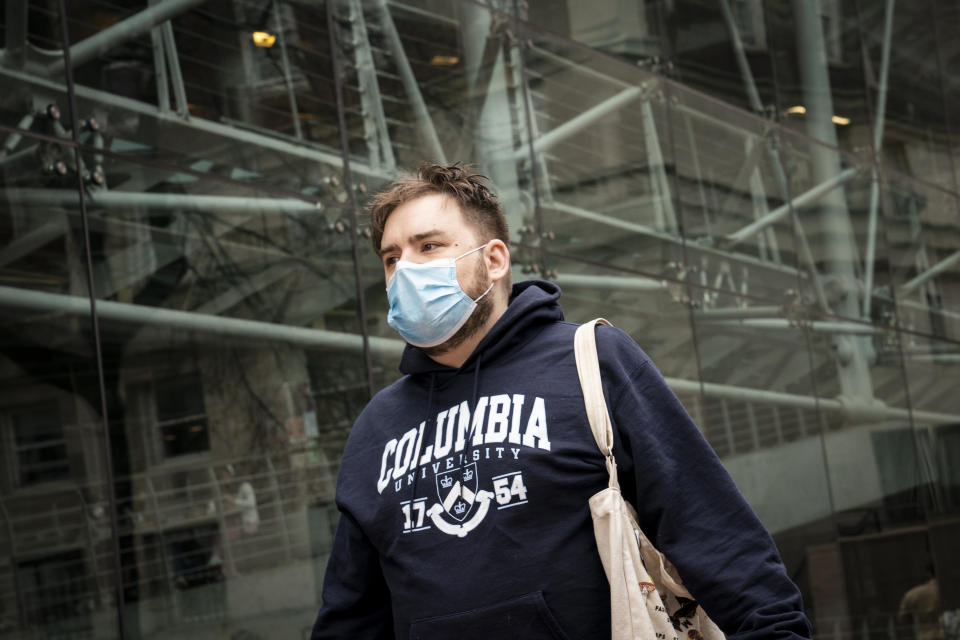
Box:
[419,259,494,358]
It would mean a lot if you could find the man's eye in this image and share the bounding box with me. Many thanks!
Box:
[422,242,438,251]
[384,256,398,267]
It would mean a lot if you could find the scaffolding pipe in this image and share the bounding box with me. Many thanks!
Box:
[514,86,645,160]
[161,20,189,117]
[372,0,446,163]
[554,272,664,291]
[2,188,322,215]
[0,285,405,359]
[2,285,956,424]
[862,0,896,318]
[900,250,960,294]
[726,167,858,247]
[694,305,784,320]
[704,318,879,335]
[717,0,764,114]
[543,200,671,239]
[50,0,211,72]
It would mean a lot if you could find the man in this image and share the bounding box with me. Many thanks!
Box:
[312,163,811,639]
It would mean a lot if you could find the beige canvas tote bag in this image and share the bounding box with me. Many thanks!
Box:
[574,318,726,640]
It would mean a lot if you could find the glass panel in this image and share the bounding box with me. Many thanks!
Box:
[782,128,889,328]
[520,24,683,276]
[884,172,960,342]
[688,285,834,633]
[0,131,119,637]
[548,254,704,426]
[62,152,365,637]
[60,1,346,195]
[667,78,805,304]
[815,326,958,638]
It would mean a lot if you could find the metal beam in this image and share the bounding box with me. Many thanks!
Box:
[49,0,211,73]
[553,272,664,291]
[2,285,956,425]
[514,86,645,161]
[160,19,189,118]
[862,0,896,318]
[372,0,446,163]
[3,188,322,215]
[348,0,395,172]
[703,318,879,335]
[900,249,960,294]
[0,285,404,359]
[640,99,677,233]
[665,377,957,426]
[717,0,764,114]
[726,167,858,247]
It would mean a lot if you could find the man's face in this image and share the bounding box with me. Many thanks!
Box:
[378,193,493,354]
[378,193,486,295]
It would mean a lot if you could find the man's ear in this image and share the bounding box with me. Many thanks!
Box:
[485,239,510,282]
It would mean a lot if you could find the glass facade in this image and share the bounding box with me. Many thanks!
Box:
[0,0,958,637]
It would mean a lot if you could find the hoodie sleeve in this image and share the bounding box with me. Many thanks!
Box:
[596,326,812,640]
[311,508,393,640]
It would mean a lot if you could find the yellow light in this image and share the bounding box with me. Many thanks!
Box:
[252,31,276,48]
[832,115,851,126]
[786,105,806,115]
[430,55,460,66]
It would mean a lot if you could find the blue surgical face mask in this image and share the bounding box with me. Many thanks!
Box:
[386,244,494,348]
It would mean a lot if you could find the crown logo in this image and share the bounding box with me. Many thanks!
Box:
[463,468,473,481]
[440,476,454,488]
[454,502,467,514]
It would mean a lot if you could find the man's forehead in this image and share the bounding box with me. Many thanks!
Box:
[383,194,468,236]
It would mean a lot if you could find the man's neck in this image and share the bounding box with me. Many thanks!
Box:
[427,297,508,369]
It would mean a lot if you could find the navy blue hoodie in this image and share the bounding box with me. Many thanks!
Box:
[312,280,811,640]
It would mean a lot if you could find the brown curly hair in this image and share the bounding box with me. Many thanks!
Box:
[367,163,510,254]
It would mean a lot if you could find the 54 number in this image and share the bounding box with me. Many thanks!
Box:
[492,473,528,506]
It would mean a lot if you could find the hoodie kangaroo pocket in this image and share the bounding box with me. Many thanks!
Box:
[408,591,570,640]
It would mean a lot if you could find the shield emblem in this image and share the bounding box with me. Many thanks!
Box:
[435,462,478,522]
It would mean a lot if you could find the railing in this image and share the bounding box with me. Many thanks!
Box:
[0,445,338,636]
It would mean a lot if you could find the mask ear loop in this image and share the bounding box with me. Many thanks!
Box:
[473,281,495,303]
[453,242,489,261]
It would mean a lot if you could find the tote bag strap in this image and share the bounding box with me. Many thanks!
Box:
[574,318,619,489]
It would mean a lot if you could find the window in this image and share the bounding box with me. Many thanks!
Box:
[154,373,209,459]
[18,549,93,637]
[6,403,69,487]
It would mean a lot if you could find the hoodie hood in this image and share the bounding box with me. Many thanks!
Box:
[398,279,563,376]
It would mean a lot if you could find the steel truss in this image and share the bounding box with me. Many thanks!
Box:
[0,0,957,428]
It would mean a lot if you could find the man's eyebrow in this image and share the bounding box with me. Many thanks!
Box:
[377,229,448,258]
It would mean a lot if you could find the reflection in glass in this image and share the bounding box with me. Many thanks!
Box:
[0,130,119,637]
